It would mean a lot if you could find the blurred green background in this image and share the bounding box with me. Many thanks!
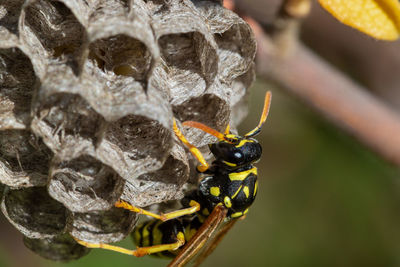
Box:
[1,80,399,267]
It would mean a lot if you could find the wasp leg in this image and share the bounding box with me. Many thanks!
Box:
[115,200,200,221]
[73,232,185,257]
[173,118,209,173]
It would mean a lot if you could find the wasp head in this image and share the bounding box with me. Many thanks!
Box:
[209,135,262,168]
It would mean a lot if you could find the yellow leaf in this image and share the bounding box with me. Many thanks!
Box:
[318,0,400,40]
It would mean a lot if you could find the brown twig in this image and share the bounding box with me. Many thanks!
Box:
[251,16,400,167]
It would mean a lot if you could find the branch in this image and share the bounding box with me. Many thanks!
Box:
[251,17,400,167]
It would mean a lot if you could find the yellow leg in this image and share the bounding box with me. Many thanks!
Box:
[73,232,185,257]
[115,200,200,221]
[173,118,209,172]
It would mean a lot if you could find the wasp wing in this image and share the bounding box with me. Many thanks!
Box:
[193,218,239,267]
[167,205,228,267]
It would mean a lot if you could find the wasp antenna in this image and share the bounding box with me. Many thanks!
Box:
[244,91,272,137]
[182,121,226,141]
[224,123,230,135]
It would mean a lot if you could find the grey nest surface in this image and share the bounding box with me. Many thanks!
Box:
[0,0,256,261]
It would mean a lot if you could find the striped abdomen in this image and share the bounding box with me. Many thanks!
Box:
[132,216,203,258]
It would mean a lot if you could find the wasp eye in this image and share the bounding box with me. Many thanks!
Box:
[229,151,244,164]
[234,152,242,159]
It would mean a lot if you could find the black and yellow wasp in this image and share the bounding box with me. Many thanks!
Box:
[74,91,272,266]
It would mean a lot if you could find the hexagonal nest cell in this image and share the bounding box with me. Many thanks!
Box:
[23,234,91,261]
[23,0,86,73]
[89,34,153,81]
[1,187,67,239]
[67,207,137,244]
[49,155,125,213]
[0,47,38,129]
[0,0,257,262]
[0,130,52,187]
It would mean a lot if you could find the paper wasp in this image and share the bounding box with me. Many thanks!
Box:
[74,91,272,266]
